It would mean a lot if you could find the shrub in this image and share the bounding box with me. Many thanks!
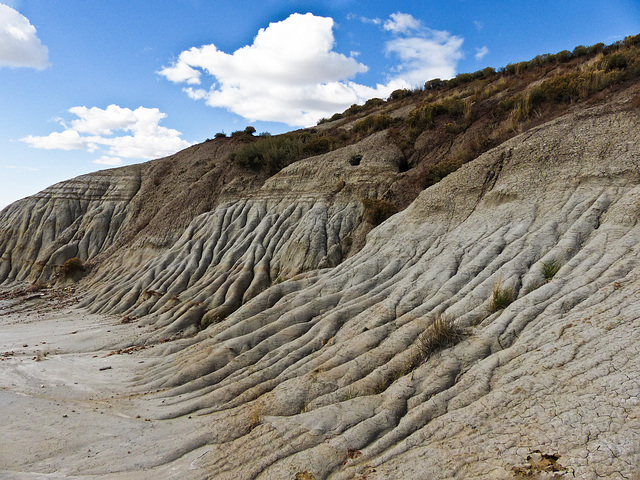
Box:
[491,280,515,312]
[389,88,414,100]
[362,198,398,226]
[417,315,466,361]
[364,97,385,108]
[541,260,561,281]
[425,78,445,90]
[59,257,85,279]
[231,132,336,173]
[344,103,365,117]
[214,132,226,138]
[603,52,630,72]
[301,136,332,155]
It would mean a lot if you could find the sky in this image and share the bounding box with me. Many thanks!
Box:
[0,1,639,209]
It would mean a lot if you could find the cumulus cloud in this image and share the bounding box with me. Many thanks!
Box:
[475,45,489,60]
[21,105,192,161]
[160,12,464,127]
[159,13,407,127]
[0,4,48,69]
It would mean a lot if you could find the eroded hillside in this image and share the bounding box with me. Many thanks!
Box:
[2,38,640,479]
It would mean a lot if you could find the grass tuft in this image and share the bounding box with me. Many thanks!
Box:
[416,314,466,361]
[491,281,515,312]
[541,260,561,281]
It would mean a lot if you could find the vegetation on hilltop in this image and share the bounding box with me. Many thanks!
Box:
[217,34,640,204]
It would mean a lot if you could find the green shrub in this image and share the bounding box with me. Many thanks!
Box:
[603,52,630,72]
[423,160,461,187]
[214,132,226,138]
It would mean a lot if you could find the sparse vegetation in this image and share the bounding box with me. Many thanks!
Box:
[491,281,515,312]
[416,314,466,361]
[541,260,561,281]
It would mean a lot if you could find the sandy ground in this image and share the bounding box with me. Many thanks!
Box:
[0,291,213,479]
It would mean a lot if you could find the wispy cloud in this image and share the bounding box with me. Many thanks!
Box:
[20,105,191,162]
[382,12,464,86]
[0,4,49,70]
[475,45,489,60]
[347,13,381,25]
[384,12,422,35]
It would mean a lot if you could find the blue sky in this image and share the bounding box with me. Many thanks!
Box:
[0,0,639,208]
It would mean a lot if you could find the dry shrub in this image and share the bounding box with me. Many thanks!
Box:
[59,257,85,279]
[295,472,316,480]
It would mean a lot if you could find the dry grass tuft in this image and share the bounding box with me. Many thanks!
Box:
[491,281,515,312]
[416,314,466,362]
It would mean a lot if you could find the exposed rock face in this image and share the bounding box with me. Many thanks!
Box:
[2,86,640,479]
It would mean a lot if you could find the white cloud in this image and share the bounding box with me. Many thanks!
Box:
[384,14,464,86]
[159,13,404,127]
[384,12,422,34]
[21,105,192,161]
[475,45,489,61]
[160,12,464,127]
[0,4,48,70]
